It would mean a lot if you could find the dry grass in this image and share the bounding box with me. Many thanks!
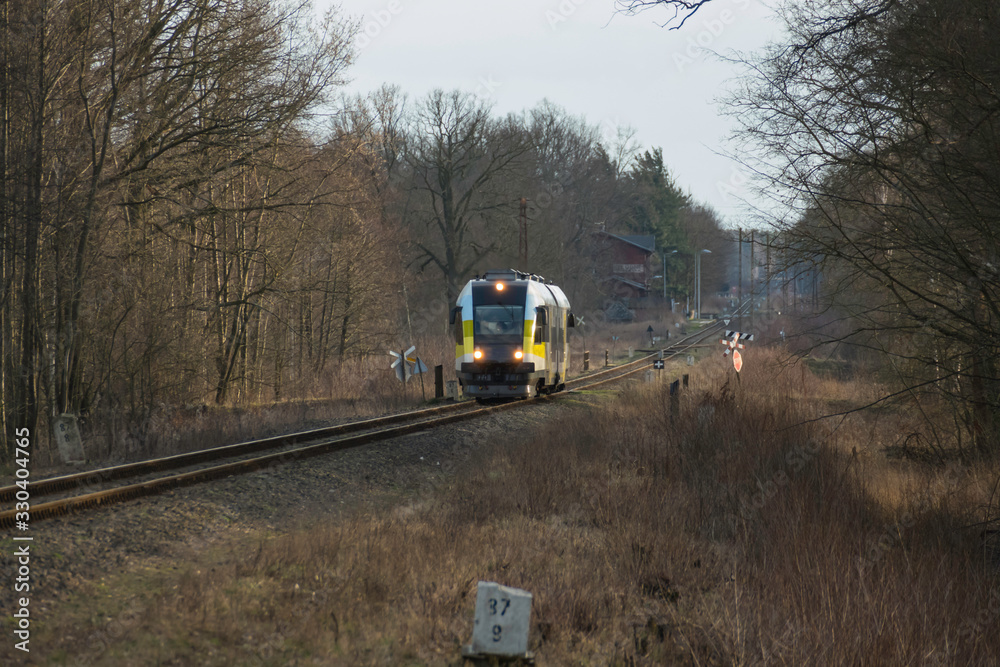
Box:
[38,348,1000,665]
[568,309,693,366]
[62,313,699,468]
[53,335,458,470]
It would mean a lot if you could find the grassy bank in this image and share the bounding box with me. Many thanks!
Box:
[32,336,456,472]
[36,349,1000,665]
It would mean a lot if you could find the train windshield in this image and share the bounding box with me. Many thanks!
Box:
[474,305,524,342]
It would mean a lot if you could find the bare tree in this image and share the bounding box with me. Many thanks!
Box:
[0,0,361,460]
[402,89,532,302]
[731,0,1000,454]
[514,102,622,305]
[0,0,9,447]
[1,0,77,450]
[614,0,717,28]
[76,0,353,409]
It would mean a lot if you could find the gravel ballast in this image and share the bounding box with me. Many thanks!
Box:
[0,392,610,655]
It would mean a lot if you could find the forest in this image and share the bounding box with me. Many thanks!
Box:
[10,0,1000,463]
[727,0,1000,456]
[0,0,726,461]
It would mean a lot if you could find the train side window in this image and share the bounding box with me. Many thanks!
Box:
[451,307,464,344]
[534,307,548,344]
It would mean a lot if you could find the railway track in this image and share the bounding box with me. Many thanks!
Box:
[0,317,731,528]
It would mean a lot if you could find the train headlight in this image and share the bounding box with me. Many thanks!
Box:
[514,350,523,360]
[495,282,504,291]
[473,349,483,360]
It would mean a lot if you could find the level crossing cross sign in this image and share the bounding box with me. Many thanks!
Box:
[720,331,753,372]
[389,345,417,382]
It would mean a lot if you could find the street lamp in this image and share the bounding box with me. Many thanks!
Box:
[669,250,685,314]
[696,249,711,319]
[671,249,712,318]
[651,275,664,299]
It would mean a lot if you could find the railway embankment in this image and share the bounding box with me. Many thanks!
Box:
[5,348,999,665]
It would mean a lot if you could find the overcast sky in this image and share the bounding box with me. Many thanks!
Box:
[320,0,782,227]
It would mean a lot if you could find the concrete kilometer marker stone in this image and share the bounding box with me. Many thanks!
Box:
[463,581,534,661]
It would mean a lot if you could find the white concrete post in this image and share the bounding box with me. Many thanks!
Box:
[52,414,85,464]
[465,581,532,659]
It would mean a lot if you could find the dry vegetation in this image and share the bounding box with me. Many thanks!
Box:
[23,334,456,473]
[3,0,732,468]
[36,349,1000,665]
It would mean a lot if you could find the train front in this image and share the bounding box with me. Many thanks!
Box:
[453,274,537,399]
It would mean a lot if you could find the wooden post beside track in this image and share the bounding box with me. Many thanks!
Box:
[670,379,681,422]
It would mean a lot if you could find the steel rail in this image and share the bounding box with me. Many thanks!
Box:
[0,313,742,528]
[0,400,480,505]
[567,318,729,390]
[0,400,526,528]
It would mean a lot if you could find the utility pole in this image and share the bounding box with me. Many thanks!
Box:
[765,232,771,313]
[662,252,667,301]
[518,197,528,271]
[737,227,743,329]
[695,249,711,319]
[403,283,414,341]
[749,229,755,333]
[695,250,701,318]
[781,230,789,312]
[813,265,819,311]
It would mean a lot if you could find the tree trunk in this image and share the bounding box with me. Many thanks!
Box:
[0,0,11,459]
[16,0,46,440]
[338,269,352,362]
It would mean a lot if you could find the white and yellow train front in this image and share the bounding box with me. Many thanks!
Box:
[451,269,573,399]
